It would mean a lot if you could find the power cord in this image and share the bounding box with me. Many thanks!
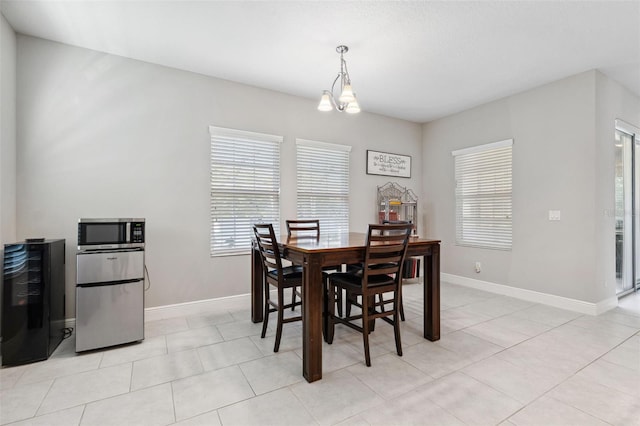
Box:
[144,263,151,291]
[63,327,74,339]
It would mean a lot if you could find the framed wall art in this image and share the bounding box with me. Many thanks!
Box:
[366,150,411,178]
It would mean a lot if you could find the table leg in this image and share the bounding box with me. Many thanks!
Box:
[251,242,264,323]
[423,244,440,341]
[302,254,323,382]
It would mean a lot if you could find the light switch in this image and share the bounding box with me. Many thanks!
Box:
[548,210,561,221]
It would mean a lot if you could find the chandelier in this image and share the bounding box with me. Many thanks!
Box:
[317,45,361,114]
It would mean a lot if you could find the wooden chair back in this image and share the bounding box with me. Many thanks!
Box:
[253,224,283,279]
[363,223,413,284]
[286,219,320,237]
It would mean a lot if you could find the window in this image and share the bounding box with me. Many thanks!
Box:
[209,126,282,256]
[296,139,351,233]
[452,139,513,250]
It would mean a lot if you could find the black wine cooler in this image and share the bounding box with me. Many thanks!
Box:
[2,239,66,366]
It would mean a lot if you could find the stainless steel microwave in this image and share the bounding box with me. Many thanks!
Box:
[77,218,145,250]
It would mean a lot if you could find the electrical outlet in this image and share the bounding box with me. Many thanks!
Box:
[548,210,561,221]
[475,262,481,273]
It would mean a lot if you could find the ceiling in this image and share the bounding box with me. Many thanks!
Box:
[2,0,639,123]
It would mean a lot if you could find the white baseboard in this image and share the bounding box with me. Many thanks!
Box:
[441,273,618,316]
[64,293,252,326]
[144,293,251,322]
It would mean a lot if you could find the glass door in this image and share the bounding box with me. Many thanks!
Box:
[615,120,639,296]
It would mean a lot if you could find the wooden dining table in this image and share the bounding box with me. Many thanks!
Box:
[251,232,441,383]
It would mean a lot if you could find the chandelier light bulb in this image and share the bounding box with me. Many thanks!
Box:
[345,97,361,114]
[339,84,355,103]
[317,91,333,111]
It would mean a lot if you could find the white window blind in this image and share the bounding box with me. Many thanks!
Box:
[452,139,513,250]
[209,126,282,256]
[296,139,351,234]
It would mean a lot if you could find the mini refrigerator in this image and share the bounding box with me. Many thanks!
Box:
[2,239,66,366]
[75,248,145,352]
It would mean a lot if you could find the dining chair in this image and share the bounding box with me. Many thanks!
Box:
[345,220,415,321]
[285,219,344,316]
[253,223,302,352]
[381,219,415,321]
[325,223,413,366]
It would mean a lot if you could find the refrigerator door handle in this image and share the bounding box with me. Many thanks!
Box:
[77,278,142,288]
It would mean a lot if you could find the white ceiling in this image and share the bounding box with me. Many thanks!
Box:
[2,0,639,123]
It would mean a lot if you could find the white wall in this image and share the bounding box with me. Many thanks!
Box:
[594,71,640,302]
[1,13,17,247]
[15,36,422,317]
[423,70,640,305]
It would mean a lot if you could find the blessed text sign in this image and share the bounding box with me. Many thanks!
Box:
[366,150,411,178]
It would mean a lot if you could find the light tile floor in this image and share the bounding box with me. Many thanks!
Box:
[1,282,639,425]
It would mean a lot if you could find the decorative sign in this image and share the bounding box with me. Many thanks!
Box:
[366,150,411,178]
